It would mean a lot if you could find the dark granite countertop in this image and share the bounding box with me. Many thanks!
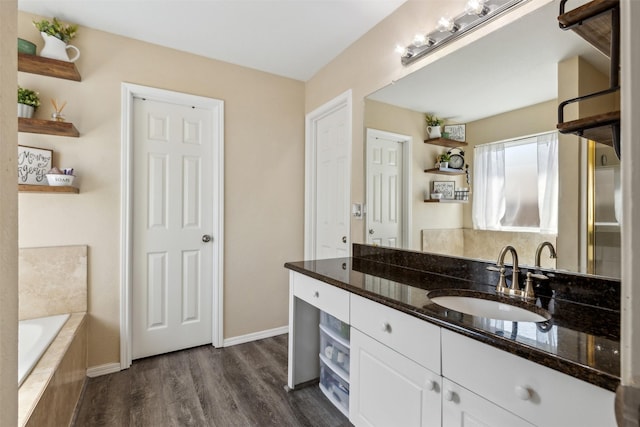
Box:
[284,245,621,392]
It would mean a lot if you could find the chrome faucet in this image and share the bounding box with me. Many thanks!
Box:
[496,245,520,295]
[535,241,557,268]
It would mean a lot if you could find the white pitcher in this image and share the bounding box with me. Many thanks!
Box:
[427,125,441,139]
[39,32,80,62]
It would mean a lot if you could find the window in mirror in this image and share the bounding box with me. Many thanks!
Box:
[473,131,558,233]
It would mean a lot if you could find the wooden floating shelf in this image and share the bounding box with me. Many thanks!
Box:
[19,184,79,194]
[424,199,468,204]
[558,0,618,57]
[18,53,81,81]
[424,167,466,176]
[18,117,80,137]
[424,137,468,148]
[557,110,620,147]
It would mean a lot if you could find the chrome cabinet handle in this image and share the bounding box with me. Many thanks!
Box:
[202,234,212,243]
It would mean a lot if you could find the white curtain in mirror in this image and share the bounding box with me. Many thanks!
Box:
[472,143,506,230]
[473,131,558,233]
[537,132,559,234]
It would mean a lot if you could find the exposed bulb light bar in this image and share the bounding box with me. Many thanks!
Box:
[397,0,526,66]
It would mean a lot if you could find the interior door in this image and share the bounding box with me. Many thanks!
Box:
[366,131,403,247]
[132,97,214,359]
[315,103,350,259]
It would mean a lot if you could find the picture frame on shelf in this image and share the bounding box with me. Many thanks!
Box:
[433,181,455,199]
[17,145,52,185]
[444,124,466,142]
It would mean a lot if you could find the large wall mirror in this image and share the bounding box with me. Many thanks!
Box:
[363,1,620,278]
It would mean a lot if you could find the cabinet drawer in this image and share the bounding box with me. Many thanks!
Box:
[350,293,440,373]
[292,272,349,323]
[441,329,616,427]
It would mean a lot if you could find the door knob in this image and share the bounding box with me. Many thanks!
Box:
[342,236,347,243]
[369,229,375,235]
[202,234,212,243]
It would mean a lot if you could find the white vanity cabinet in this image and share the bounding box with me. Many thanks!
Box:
[441,329,617,427]
[349,294,442,427]
[288,270,617,427]
[442,378,535,427]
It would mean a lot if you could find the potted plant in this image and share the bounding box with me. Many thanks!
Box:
[18,86,40,118]
[438,152,451,169]
[33,17,80,62]
[425,114,444,139]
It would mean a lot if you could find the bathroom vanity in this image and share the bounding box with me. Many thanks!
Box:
[286,244,619,427]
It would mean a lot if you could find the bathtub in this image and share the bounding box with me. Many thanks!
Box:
[18,313,70,387]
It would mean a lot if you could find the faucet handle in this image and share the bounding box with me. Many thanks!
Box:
[522,271,549,300]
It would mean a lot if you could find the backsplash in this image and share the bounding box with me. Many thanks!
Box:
[353,244,620,312]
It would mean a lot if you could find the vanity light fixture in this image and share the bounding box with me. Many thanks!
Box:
[398,0,526,66]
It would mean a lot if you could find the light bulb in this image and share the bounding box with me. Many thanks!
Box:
[395,44,409,57]
[413,33,427,47]
[436,16,458,33]
[465,0,489,16]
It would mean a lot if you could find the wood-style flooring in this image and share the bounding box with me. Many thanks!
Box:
[73,334,351,427]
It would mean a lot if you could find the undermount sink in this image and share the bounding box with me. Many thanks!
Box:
[428,291,551,323]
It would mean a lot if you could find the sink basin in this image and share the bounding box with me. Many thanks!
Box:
[429,292,551,323]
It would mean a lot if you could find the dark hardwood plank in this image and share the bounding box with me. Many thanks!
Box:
[73,335,351,427]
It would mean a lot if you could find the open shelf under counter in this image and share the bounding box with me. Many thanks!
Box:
[19,184,79,194]
[424,167,466,176]
[18,118,80,137]
[423,137,468,148]
[18,53,81,81]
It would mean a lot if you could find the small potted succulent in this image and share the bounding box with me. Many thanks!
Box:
[436,152,451,169]
[425,114,444,139]
[18,86,40,118]
[33,17,80,62]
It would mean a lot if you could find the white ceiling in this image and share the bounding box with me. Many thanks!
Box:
[367,0,609,123]
[17,0,406,81]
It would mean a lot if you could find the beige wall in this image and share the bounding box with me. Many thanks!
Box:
[1,1,19,424]
[17,12,305,367]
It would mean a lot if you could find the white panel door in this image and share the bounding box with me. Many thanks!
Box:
[132,97,214,359]
[349,328,442,427]
[366,133,403,248]
[315,103,350,259]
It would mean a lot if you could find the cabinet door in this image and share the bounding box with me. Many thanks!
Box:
[442,379,535,427]
[350,328,441,427]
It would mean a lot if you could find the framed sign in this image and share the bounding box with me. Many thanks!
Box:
[18,145,52,185]
[433,181,455,199]
[444,124,466,142]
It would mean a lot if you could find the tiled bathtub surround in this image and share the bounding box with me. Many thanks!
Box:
[18,245,88,426]
[18,313,87,427]
[19,245,87,320]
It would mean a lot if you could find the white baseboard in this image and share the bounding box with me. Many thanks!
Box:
[86,362,121,378]
[223,325,288,347]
